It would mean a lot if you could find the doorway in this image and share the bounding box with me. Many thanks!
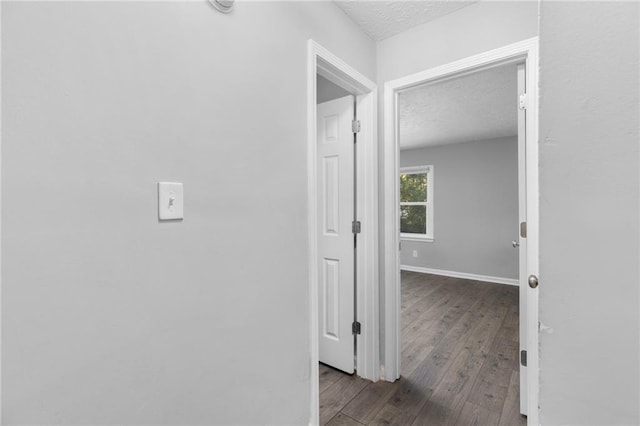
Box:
[382,38,540,424]
[398,59,524,424]
[307,40,379,425]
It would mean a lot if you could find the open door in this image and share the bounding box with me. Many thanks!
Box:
[517,63,528,415]
[317,95,355,374]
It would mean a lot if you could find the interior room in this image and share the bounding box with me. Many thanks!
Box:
[398,64,519,283]
[398,63,522,424]
[1,1,639,425]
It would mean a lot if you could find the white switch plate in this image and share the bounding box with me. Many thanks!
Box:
[158,182,183,220]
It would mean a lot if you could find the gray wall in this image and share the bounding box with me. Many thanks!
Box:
[400,137,518,280]
[538,2,639,424]
[1,2,376,424]
[376,1,539,369]
[317,75,351,104]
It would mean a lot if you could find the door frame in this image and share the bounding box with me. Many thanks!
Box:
[382,37,540,425]
[307,40,379,426]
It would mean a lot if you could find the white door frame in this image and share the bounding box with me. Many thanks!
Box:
[307,40,379,426]
[0,2,3,421]
[382,37,540,425]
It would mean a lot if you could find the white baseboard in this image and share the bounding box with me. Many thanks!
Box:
[400,264,519,286]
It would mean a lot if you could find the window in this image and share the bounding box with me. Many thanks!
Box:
[400,165,434,241]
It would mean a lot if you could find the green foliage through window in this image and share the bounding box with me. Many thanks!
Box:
[400,173,427,202]
[401,205,426,234]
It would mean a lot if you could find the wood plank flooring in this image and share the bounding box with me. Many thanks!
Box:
[319,271,526,426]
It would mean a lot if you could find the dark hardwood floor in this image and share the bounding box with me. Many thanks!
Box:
[319,271,526,426]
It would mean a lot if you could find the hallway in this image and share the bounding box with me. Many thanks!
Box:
[319,271,525,425]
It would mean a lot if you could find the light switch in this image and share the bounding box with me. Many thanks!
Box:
[158,182,183,220]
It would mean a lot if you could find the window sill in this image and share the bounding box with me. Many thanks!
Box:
[400,235,434,243]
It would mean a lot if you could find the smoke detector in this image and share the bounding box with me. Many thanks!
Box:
[209,0,234,14]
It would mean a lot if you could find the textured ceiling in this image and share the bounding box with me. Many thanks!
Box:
[334,1,477,41]
[399,63,518,150]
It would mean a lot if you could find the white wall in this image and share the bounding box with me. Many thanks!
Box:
[400,137,518,280]
[376,0,538,369]
[317,74,351,104]
[376,1,539,83]
[1,2,375,424]
[538,2,639,424]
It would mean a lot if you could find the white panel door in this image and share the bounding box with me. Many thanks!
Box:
[317,95,355,374]
[517,63,528,415]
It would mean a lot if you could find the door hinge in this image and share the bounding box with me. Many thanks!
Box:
[519,93,527,110]
[352,321,361,335]
[520,221,527,238]
[352,221,361,234]
[352,120,361,133]
[520,350,527,367]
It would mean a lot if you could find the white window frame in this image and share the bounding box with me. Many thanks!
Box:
[399,165,434,242]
